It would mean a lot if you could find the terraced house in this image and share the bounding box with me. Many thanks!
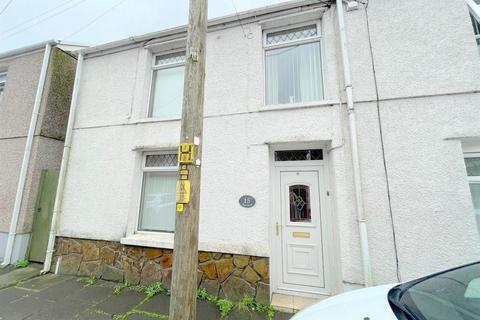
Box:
[34,0,480,308]
[0,41,79,265]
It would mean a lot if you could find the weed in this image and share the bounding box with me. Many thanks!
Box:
[113,285,122,295]
[15,259,29,268]
[127,284,145,293]
[144,282,167,298]
[83,276,97,287]
[238,296,276,320]
[216,299,234,319]
[238,296,256,312]
[113,309,167,320]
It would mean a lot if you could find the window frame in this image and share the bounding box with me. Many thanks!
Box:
[146,50,186,119]
[467,0,480,50]
[262,20,325,107]
[137,150,179,234]
[464,152,480,235]
[465,152,480,183]
[0,71,7,96]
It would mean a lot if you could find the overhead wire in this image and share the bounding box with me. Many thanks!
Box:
[230,0,252,39]
[1,0,77,34]
[0,0,87,41]
[62,0,128,41]
[0,0,14,16]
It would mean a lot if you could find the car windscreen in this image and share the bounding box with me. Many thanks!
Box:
[391,262,480,320]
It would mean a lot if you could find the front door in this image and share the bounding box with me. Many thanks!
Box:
[276,168,328,294]
[29,170,58,262]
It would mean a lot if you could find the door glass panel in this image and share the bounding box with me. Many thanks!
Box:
[275,149,323,161]
[289,185,311,222]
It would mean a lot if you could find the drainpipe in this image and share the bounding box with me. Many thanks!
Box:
[336,0,373,286]
[41,52,84,274]
[1,43,54,267]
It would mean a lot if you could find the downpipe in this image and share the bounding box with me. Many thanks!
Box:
[41,52,84,274]
[336,0,373,286]
[1,43,54,267]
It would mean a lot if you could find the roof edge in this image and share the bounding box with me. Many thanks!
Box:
[82,0,331,56]
[0,40,59,60]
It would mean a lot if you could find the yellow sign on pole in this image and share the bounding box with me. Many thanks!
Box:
[178,143,195,164]
[176,180,191,204]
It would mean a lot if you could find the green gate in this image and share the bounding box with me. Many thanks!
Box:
[28,170,58,263]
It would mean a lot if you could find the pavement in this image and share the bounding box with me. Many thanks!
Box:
[0,272,294,320]
[0,263,42,289]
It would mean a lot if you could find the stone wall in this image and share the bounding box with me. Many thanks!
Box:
[53,237,270,304]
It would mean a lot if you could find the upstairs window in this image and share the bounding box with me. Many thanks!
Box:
[471,14,480,50]
[0,72,6,100]
[465,154,480,234]
[149,52,185,118]
[467,0,480,52]
[264,23,323,105]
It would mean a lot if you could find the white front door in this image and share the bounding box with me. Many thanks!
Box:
[275,168,328,294]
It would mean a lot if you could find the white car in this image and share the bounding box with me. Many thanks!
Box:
[292,262,480,320]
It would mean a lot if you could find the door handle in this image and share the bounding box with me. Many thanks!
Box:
[276,222,281,236]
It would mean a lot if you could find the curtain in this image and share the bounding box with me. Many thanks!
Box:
[151,65,185,118]
[140,172,177,232]
[470,183,480,234]
[266,42,322,105]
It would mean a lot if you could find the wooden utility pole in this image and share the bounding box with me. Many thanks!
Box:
[169,0,208,319]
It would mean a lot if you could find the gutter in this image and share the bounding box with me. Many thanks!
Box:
[0,40,58,61]
[83,0,331,57]
[41,52,84,274]
[335,0,373,286]
[1,42,56,267]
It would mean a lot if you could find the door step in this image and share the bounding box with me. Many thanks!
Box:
[271,293,318,313]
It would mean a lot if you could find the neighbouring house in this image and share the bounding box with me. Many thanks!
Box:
[44,0,480,307]
[0,41,80,264]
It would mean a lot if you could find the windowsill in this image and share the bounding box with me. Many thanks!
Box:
[134,116,181,124]
[121,232,174,249]
[260,100,339,112]
[121,232,270,256]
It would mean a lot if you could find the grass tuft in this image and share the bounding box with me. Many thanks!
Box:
[15,259,29,269]
[83,276,97,287]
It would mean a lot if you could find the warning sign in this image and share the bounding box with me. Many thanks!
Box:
[176,180,191,204]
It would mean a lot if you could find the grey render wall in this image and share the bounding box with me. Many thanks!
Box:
[0,50,45,233]
[0,47,76,261]
[349,0,480,282]
[56,0,480,290]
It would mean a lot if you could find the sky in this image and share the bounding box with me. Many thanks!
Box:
[0,0,290,53]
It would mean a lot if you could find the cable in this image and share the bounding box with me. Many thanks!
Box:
[62,0,128,41]
[1,0,77,34]
[0,0,87,41]
[0,0,14,16]
[364,3,402,282]
[230,0,252,39]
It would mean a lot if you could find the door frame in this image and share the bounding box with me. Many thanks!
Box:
[269,143,336,298]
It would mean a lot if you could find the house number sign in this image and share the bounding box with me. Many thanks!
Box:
[239,195,255,208]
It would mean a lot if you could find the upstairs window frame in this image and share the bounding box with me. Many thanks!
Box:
[0,71,7,98]
[147,50,186,119]
[467,0,480,52]
[263,21,324,107]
